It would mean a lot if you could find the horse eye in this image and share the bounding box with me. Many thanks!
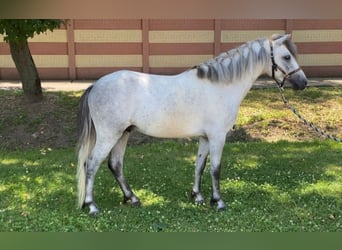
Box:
[283,55,291,61]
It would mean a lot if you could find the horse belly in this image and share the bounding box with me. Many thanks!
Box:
[134,112,204,138]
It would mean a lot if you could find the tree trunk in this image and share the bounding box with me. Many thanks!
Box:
[9,39,43,102]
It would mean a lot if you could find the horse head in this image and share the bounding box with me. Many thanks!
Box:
[268,34,308,90]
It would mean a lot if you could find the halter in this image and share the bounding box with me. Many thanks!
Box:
[269,40,302,88]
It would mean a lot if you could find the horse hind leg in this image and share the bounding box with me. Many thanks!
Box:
[208,135,227,211]
[108,131,141,206]
[83,134,121,216]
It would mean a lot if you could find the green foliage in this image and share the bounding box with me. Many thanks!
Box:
[0,19,63,43]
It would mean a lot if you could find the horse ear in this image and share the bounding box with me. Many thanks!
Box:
[273,34,292,46]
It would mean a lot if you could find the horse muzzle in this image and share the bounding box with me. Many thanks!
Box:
[287,70,307,90]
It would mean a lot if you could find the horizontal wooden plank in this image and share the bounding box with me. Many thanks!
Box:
[28,43,68,55]
[74,30,142,43]
[0,43,67,55]
[0,68,18,79]
[292,30,342,42]
[0,68,69,80]
[76,67,142,79]
[0,43,10,54]
[292,19,342,30]
[220,43,243,53]
[296,42,342,54]
[75,43,142,55]
[32,55,69,67]
[75,55,142,67]
[149,30,214,43]
[302,66,342,77]
[298,54,342,66]
[149,43,213,55]
[148,19,214,30]
[149,55,212,67]
[221,30,284,43]
[38,68,70,79]
[220,19,286,30]
[74,19,142,30]
[28,30,67,42]
[150,67,189,75]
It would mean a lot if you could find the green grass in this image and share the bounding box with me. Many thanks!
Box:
[236,87,342,141]
[0,140,341,232]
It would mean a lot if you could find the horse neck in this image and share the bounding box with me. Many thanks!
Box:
[238,38,270,88]
[247,38,271,79]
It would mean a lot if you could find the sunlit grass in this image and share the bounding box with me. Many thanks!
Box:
[0,140,341,232]
[298,181,341,198]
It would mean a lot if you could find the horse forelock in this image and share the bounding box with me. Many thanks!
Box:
[284,39,297,59]
[194,38,269,84]
[271,34,298,58]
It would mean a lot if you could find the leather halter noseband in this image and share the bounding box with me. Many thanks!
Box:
[269,40,302,88]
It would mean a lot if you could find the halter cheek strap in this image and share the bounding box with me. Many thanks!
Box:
[269,40,301,88]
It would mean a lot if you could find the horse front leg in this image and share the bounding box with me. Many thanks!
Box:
[191,136,209,204]
[208,135,226,211]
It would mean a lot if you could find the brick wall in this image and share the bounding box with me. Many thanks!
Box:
[0,19,341,80]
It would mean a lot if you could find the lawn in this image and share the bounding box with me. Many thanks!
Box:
[0,140,341,232]
[0,86,341,231]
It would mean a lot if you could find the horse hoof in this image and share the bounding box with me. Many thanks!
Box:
[217,205,227,212]
[88,203,100,216]
[123,196,141,207]
[190,190,205,205]
[89,210,100,217]
[210,198,226,211]
[196,199,205,205]
[216,200,227,212]
[131,200,142,207]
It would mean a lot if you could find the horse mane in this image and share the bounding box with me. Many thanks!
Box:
[194,35,297,83]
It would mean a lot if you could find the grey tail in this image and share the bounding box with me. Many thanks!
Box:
[76,86,96,208]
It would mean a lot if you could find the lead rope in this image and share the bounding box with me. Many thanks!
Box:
[276,85,342,143]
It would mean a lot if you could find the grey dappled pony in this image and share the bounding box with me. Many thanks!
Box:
[77,34,307,215]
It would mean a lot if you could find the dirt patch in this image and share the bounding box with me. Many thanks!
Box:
[0,93,77,150]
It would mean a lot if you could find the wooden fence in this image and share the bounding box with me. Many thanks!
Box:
[1,19,342,80]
